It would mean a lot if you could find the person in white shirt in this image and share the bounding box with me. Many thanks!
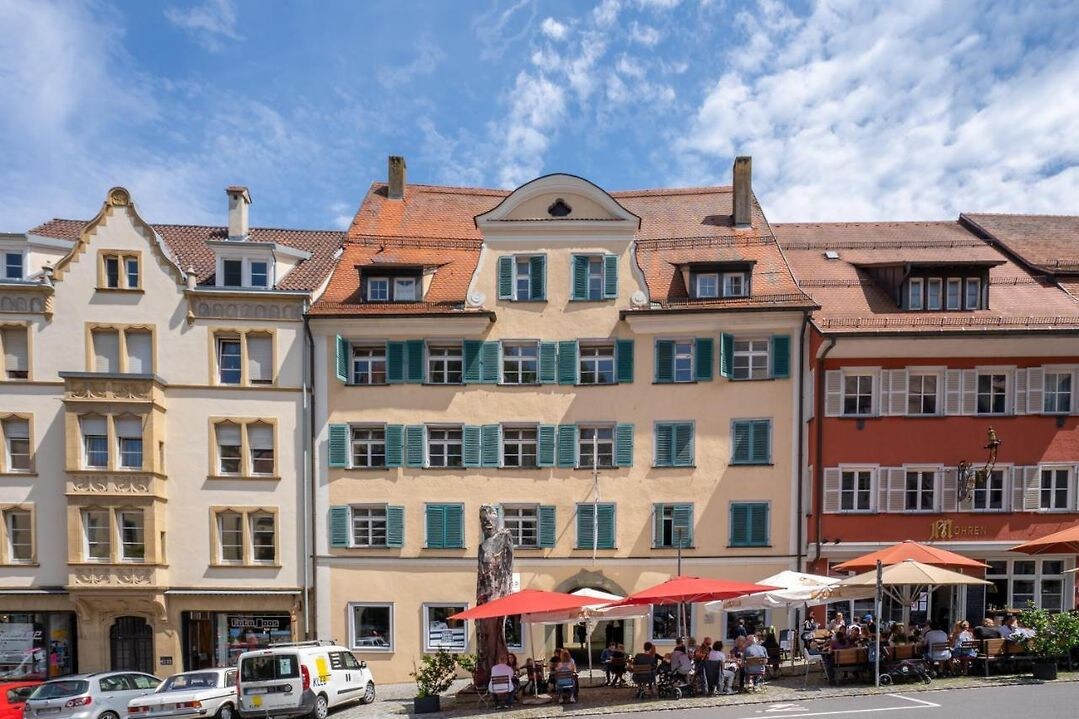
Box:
[922,623,952,663]
[706,640,736,694]
[488,661,516,708]
[999,615,1016,639]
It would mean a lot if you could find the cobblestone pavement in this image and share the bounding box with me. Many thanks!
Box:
[334,669,1079,718]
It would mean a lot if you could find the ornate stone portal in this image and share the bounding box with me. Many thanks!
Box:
[474,504,513,684]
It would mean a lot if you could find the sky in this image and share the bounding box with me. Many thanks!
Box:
[1,0,1077,231]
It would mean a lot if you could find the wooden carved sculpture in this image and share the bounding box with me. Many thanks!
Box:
[474,503,514,686]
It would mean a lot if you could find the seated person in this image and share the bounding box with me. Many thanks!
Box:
[707,640,736,694]
[488,660,515,708]
[669,643,693,683]
[546,651,562,693]
[743,635,768,689]
[523,657,542,694]
[998,615,1017,639]
[973,618,1002,641]
[608,644,628,685]
[553,649,578,703]
[631,642,657,673]
[600,642,616,686]
[922,623,952,664]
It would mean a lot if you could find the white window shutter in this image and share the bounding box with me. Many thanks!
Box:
[1003,467,1015,512]
[823,468,841,513]
[1027,367,1044,415]
[888,468,907,513]
[961,369,978,415]
[871,369,882,416]
[941,467,958,512]
[824,370,842,416]
[1017,466,1040,511]
[887,369,908,416]
[945,370,962,415]
[1013,368,1027,416]
[876,468,890,513]
[878,371,891,415]
[805,370,815,421]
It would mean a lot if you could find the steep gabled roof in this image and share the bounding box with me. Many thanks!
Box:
[960,213,1079,274]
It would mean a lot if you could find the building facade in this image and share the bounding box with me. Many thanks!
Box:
[0,187,340,678]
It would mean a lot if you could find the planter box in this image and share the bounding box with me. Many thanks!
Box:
[414,695,441,714]
[1032,661,1058,681]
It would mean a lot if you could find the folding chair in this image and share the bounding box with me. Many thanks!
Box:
[744,656,768,691]
[803,648,825,688]
[488,674,515,708]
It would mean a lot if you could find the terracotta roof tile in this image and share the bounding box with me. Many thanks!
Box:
[961,213,1079,273]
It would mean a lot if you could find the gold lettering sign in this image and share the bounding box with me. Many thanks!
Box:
[929,519,988,541]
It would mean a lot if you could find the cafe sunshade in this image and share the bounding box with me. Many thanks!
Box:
[611,576,779,606]
[1010,524,1079,555]
[836,559,991,589]
[527,588,649,624]
[705,570,841,613]
[448,589,604,621]
[832,540,988,572]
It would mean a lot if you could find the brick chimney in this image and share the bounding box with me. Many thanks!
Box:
[388,155,407,200]
[226,186,251,240]
[732,156,752,228]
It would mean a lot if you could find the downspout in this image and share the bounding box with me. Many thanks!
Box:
[302,303,314,639]
[795,310,810,572]
[813,336,837,569]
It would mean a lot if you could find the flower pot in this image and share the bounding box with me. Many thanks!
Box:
[1032,660,1057,681]
[413,695,441,713]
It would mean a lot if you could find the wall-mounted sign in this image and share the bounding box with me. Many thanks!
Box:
[929,519,988,541]
[160,656,173,666]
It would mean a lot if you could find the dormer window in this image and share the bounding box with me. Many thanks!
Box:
[3,252,23,280]
[904,272,987,311]
[394,277,417,301]
[361,269,422,302]
[964,278,981,310]
[695,273,719,299]
[685,263,752,300]
[367,277,389,301]
[223,259,243,287]
[251,261,269,289]
[217,256,275,289]
[927,279,942,310]
[945,278,961,310]
[723,272,747,297]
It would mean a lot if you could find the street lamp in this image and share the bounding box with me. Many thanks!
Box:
[957,427,1002,503]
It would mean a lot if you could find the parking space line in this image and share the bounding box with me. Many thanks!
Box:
[885,694,941,708]
[739,694,941,719]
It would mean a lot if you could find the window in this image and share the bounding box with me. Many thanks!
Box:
[673,341,693,382]
[502,342,538,384]
[504,615,523,650]
[394,277,417,301]
[100,252,139,290]
[907,373,938,415]
[1039,468,1070,511]
[650,603,693,642]
[350,604,393,651]
[1044,372,1072,414]
[571,255,616,301]
[81,416,108,469]
[904,470,936,511]
[248,423,274,475]
[578,426,614,469]
[222,260,243,287]
[115,416,143,470]
[4,509,32,563]
[104,256,119,288]
[0,327,28,379]
[250,261,269,288]
[502,427,537,468]
[575,502,616,549]
[427,345,462,384]
[502,506,538,548]
[212,420,277,477]
[695,273,719,299]
[91,328,120,373]
[247,333,273,384]
[729,502,768,547]
[653,504,692,548]
[428,427,462,468]
[840,469,873,512]
[214,509,276,564]
[83,510,110,561]
[723,272,747,297]
[217,337,242,384]
[125,258,140,289]
[366,277,389,301]
[654,422,694,467]
[586,258,604,300]
[119,510,145,561]
[425,504,465,548]
[351,345,387,385]
[976,373,1007,415]
[926,278,942,310]
[964,278,981,310]
[3,252,23,280]
[216,423,242,475]
[945,278,961,310]
[1,418,30,473]
[579,344,615,385]
[351,426,386,468]
[250,513,276,563]
[514,257,535,300]
[218,512,244,562]
[985,559,1068,613]
[732,338,769,380]
[842,374,874,416]
[424,604,467,652]
[971,469,1006,511]
[731,419,771,465]
[351,506,388,547]
[908,278,924,310]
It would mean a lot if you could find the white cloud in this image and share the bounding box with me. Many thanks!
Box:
[378,37,445,89]
[628,21,661,46]
[164,0,242,52]
[497,71,567,187]
[540,17,568,40]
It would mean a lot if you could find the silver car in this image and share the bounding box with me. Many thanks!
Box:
[25,672,161,719]
[128,669,237,719]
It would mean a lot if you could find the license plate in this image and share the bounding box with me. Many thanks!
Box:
[247,688,268,695]
[251,696,262,708]
[38,710,61,715]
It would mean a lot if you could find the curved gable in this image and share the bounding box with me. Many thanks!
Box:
[475,174,640,233]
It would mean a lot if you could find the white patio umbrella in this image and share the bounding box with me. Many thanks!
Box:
[704,570,843,612]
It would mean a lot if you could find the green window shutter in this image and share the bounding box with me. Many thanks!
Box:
[672,423,694,466]
[425,504,445,548]
[654,423,673,467]
[695,337,714,381]
[462,425,482,467]
[405,340,425,383]
[571,255,589,300]
[751,420,771,464]
[385,506,404,548]
[603,254,618,298]
[615,339,634,383]
[673,504,693,547]
[328,424,349,468]
[749,503,769,546]
[384,424,404,467]
[652,504,664,549]
[480,341,501,383]
[498,255,514,299]
[719,333,734,379]
[539,342,558,384]
[335,336,349,383]
[771,335,791,379]
[481,424,501,467]
[537,424,556,467]
[654,340,674,383]
[530,255,547,300]
[596,503,615,549]
[557,424,578,468]
[405,425,426,467]
[576,505,593,549]
[538,506,556,548]
[386,341,405,383]
[444,504,465,548]
[729,504,749,547]
[614,423,634,467]
[463,340,483,383]
[732,421,751,464]
[557,340,578,385]
[329,506,350,547]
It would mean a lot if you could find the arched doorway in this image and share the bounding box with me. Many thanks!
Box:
[110,616,153,673]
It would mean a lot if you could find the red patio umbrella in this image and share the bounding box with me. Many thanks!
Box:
[448,589,607,621]
[1010,524,1079,555]
[611,576,780,606]
[832,540,988,573]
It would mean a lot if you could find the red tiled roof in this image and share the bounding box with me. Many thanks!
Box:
[961,213,1079,273]
[28,219,343,291]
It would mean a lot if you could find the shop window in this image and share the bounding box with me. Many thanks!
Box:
[0,327,29,380]
[0,613,77,678]
[986,559,1067,612]
[349,603,393,651]
[423,604,467,652]
[650,603,694,643]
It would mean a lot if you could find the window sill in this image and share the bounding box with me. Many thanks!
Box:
[573,547,617,551]
[0,561,38,567]
[340,466,392,472]
[342,383,390,388]
[730,462,774,467]
[0,471,36,477]
[95,287,145,294]
[652,381,699,386]
[653,546,695,550]
[422,382,465,387]
[342,545,400,550]
[215,383,281,389]
[728,377,777,382]
[499,382,542,388]
[572,466,620,471]
[210,561,282,569]
[568,299,614,303]
[652,465,697,469]
[576,382,618,388]
[206,474,282,481]
[727,544,771,549]
[505,299,548,303]
[351,646,394,653]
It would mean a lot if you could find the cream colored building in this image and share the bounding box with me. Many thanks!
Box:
[311,158,815,682]
[0,187,340,677]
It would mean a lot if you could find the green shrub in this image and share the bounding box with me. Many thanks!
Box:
[411,649,459,698]
[1018,605,1079,660]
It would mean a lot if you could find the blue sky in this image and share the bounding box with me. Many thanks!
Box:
[1,0,1077,231]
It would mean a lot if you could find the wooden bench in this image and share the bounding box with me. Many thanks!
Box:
[891,644,915,661]
[828,647,869,684]
[977,638,1007,677]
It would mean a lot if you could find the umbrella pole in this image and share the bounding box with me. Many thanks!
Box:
[528,621,538,696]
[874,560,882,688]
[585,621,597,687]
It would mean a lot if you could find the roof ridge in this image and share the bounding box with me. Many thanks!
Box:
[773,220,959,227]
[964,212,1079,219]
[32,218,343,235]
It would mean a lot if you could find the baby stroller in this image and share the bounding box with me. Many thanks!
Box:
[655,663,696,699]
[877,645,931,686]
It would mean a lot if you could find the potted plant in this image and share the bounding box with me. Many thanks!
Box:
[455,653,480,688]
[411,649,458,713]
[1018,605,1079,681]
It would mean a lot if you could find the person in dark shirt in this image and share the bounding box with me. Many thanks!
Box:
[632,641,657,670]
[973,617,1002,640]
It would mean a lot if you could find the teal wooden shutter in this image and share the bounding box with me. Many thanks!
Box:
[329,506,350,547]
[481,424,501,467]
[729,503,749,546]
[444,504,465,548]
[577,503,614,549]
[385,506,404,548]
[749,503,769,546]
[480,341,501,383]
[732,421,750,464]
[530,255,546,300]
[425,504,445,548]
[498,255,514,299]
[614,423,634,467]
[673,504,693,547]
[538,506,556,548]
[695,338,714,381]
[405,425,426,467]
[328,424,349,468]
[751,420,771,464]
[771,335,790,379]
[576,504,593,549]
[384,424,404,467]
[537,425,556,467]
[386,341,405,383]
[596,504,615,549]
[652,504,665,548]
[616,339,634,383]
[720,333,734,378]
[539,342,557,384]
[405,340,425,383]
[335,336,349,383]
[654,340,674,383]
[462,425,482,467]
[557,340,578,384]
[557,424,578,467]
[571,256,589,300]
[672,423,694,466]
[654,423,673,467]
[603,254,618,298]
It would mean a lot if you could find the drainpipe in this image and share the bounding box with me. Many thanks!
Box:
[795,310,810,572]
[302,303,314,639]
[813,337,837,570]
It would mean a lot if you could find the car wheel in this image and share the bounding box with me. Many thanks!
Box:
[215,703,235,719]
[100,711,120,719]
[360,682,375,705]
[311,694,329,719]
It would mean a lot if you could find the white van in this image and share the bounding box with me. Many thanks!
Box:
[236,642,375,719]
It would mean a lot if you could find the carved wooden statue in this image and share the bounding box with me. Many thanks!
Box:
[474,504,514,685]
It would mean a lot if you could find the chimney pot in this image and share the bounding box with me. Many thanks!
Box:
[388,155,407,200]
[226,186,251,240]
[732,156,752,228]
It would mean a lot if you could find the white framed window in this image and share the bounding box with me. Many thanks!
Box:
[216,337,242,385]
[250,261,269,288]
[673,340,694,383]
[247,333,273,385]
[248,423,275,475]
[217,511,244,562]
[904,469,936,512]
[908,278,924,310]
[695,273,719,299]
[502,426,537,468]
[222,259,243,287]
[964,278,981,310]
[351,426,386,468]
[649,603,695,643]
[732,338,769,380]
[349,603,393,651]
[83,509,110,561]
[971,468,1007,512]
[1044,371,1073,414]
[586,258,604,300]
[926,278,942,310]
[1039,467,1071,511]
[578,425,614,469]
[1,418,30,473]
[842,374,874,416]
[986,559,1069,613]
[502,342,538,385]
[351,345,387,385]
[351,505,388,547]
[4,509,32,563]
[0,326,29,379]
[366,277,389,301]
[394,277,418,301]
[115,416,143,470]
[976,372,1008,415]
[423,604,467,652]
[3,252,23,280]
[945,278,962,310]
[840,469,873,512]
[101,252,139,289]
[722,272,747,297]
[250,512,276,563]
[907,373,939,415]
[427,344,463,384]
[427,426,462,468]
[514,257,533,300]
[81,416,108,469]
[579,343,615,385]
[215,423,242,475]
[91,328,121,373]
[118,510,145,561]
[502,505,538,548]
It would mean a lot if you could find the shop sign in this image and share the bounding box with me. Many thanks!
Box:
[159,657,173,666]
[929,519,988,541]
[229,616,282,631]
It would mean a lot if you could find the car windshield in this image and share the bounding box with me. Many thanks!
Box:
[159,673,219,692]
[30,681,89,700]
[240,656,299,682]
